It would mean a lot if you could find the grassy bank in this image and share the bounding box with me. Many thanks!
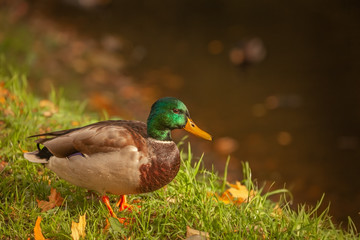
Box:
[0,67,358,239]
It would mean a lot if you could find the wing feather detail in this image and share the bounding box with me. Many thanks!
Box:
[30,120,148,158]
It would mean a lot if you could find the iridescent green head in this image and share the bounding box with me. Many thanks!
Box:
[147,97,212,141]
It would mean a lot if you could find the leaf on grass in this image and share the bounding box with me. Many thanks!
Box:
[39,99,58,117]
[37,188,64,212]
[18,143,28,153]
[227,181,253,203]
[186,226,209,240]
[0,82,20,108]
[271,204,283,218]
[214,181,256,205]
[71,214,86,240]
[0,161,8,171]
[71,121,80,126]
[0,82,9,104]
[34,216,48,240]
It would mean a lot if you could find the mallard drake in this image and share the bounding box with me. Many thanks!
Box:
[24,97,212,217]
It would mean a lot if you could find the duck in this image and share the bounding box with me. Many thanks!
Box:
[24,97,212,218]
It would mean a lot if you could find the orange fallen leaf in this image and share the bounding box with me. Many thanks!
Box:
[214,181,256,205]
[37,188,64,212]
[271,204,283,218]
[217,191,233,204]
[34,216,48,240]
[0,83,9,104]
[0,161,8,172]
[71,214,86,240]
[71,121,80,126]
[19,143,28,153]
[227,181,252,204]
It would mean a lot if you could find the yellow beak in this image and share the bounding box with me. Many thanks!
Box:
[183,117,212,141]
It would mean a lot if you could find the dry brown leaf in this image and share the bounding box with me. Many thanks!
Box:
[34,216,47,240]
[71,214,86,240]
[186,226,209,240]
[37,188,64,212]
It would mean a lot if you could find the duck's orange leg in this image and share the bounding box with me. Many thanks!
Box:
[101,195,117,218]
[116,195,134,211]
[101,195,127,225]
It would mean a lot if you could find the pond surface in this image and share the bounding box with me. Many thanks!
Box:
[31,0,360,227]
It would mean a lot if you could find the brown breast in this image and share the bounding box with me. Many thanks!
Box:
[137,140,180,193]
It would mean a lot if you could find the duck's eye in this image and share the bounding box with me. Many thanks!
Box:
[173,109,180,114]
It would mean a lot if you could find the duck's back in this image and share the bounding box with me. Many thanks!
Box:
[35,120,148,157]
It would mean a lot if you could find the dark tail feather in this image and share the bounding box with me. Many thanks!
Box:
[28,128,81,144]
[28,128,81,138]
[36,146,53,160]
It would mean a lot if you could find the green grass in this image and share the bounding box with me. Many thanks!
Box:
[0,66,359,239]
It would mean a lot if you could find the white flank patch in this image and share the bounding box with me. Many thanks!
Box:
[47,145,148,195]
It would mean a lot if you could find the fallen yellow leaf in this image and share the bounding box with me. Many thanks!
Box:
[213,181,256,205]
[34,216,47,240]
[71,214,86,240]
[37,188,64,212]
[227,181,249,203]
[271,204,283,218]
